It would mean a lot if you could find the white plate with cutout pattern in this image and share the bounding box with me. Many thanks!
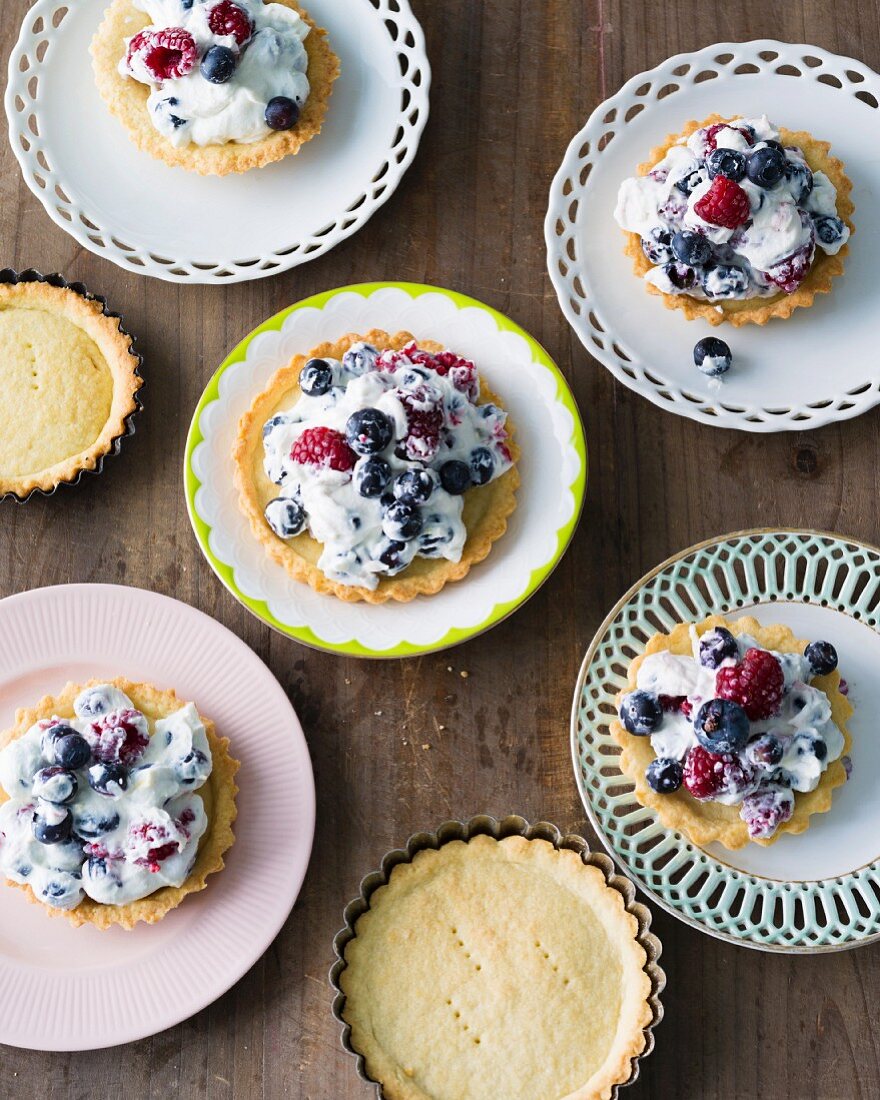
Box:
[546,40,880,431]
[5,0,429,283]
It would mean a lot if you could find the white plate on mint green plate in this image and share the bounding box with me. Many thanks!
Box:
[5,0,429,283]
[0,584,314,1049]
[185,282,587,659]
[546,40,880,431]
[572,529,880,953]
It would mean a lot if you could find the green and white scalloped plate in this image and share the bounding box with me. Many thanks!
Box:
[572,529,880,953]
[185,283,586,658]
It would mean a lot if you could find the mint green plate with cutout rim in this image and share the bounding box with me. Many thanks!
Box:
[572,528,880,953]
[185,282,587,658]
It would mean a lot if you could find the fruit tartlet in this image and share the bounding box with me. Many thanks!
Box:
[614,114,854,325]
[612,616,852,849]
[91,0,340,175]
[233,330,520,604]
[0,679,238,928]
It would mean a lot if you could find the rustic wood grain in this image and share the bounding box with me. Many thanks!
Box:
[2,1,880,1097]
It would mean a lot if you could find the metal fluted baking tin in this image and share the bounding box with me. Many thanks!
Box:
[330,814,665,1098]
[0,267,143,503]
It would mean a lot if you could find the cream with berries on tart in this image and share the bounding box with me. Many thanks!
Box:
[614,114,854,325]
[0,679,238,928]
[91,0,339,175]
[611,616,852,849]
[233,330,520,604]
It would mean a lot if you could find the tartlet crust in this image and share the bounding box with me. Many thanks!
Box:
[622,113,855,326]
[90,0,340,176]
[340,834,653,1100]
[0,281,142,500]
[232,329,520,605]
[612,615,853,850]
[0,678,239,930]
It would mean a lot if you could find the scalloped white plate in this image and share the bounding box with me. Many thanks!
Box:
[5,0,429,283]
[185,283,587,658]
[546,40,880,431]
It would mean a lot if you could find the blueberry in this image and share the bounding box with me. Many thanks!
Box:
[694,698,750,754]
[177,749,209,783]
[805,640,838,677]
[159,98,187,129]
[813,738,828,761]
[33,808,72,845]
[675,168,703,195]
[53,733,91,770]
[87,856,110,879]
[619,691,663,736]
[747,146,786,188]
[645,757,684,793]
[299,358,333,397]
[813,216,846,247]
[746,734,784,768]
[41,722,78,753]
[32,766,78,805]
[264,497,305,539]
[706,147,747,182]
[641,226,674,265]
[671,230,711,267]
[699,627,739,669]
[785,159,813,203]
[262,414,290,439]
[438,460,471,495]
[15,863,32,878]
[469,447,495,486]
[201,44,236,83]
[793,732,827,761]
[342,344,378,375]
[75,687,115,717]
[382,500,423,541]
[378,540,407,570]
[354,456,392,498]
[346,408,393,456]
[702,264,749,299]
[393,468,436,505]
[88,762,129,797]
[693,336,732,377]
[265,96,300,131]
[661,261,698,290]
[72,810,120,840]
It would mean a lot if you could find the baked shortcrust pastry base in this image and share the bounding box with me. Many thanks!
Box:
[0,282,141,499]
[233,329,520,604]
[91,0,340,176]
[612,615,853,850]
[340,834,652,1100]
[0,678,239,930]
[623,113,855,326]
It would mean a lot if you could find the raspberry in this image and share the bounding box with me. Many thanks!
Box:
[290,427,356,472]
[398,393,443,461]
[87,709,149,765]
[703,122,754,153]
[715,648,784,721]
[765,241,814,294]
[128,820,182,872]
[128,28,198,81]
[207,1,254,46]
[659,695,692,718]
[694,176,751,229]
[377,344,479,402]
[740,788,793,840]
[683,745,755,801]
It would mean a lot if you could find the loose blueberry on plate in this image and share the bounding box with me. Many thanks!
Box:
[671,230,711,267]
[469,447,495,486]
[694,698,750,754]
[805,640,838,676]
[746,733,784,768]
[382,500,423,541]
[393,468,437,505]
[813,215,846,247]
[265,95,300,131]
[264,497,305,539]
[693,336,732,377]
[346,408,393,456]
[88,762,129,797]
[354,456,392,498]
[439,459,471,495]
[33,808,72,845]
[299,358,334,397]
[32,766,78,805]
[641,226,674,265]
[619,690,663,735]
[747,146,786,188]
[200,44,236,83]
[645,757,684,793]
[706,147,747,182]
[53,732,91,770]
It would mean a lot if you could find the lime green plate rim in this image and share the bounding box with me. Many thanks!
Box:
[184,281,588,658]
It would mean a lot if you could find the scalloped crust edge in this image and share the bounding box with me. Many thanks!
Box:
[610,615,854,850]
[0,678,239,929]
[621,113,855,326]
[232,329,520,605]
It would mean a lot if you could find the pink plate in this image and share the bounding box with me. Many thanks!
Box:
[0,584,315,1051]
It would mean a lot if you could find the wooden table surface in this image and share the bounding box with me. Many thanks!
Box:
[2,0,880,1097]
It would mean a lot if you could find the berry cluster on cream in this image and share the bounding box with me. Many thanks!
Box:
[261,341,514,590]
[120,0,310,147]
[0,684,211,910]
[614,116,850,302]
[618,628,847,840]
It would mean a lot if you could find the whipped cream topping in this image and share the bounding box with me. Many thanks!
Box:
[635,629,845,839]
[262,342,514,590]
[0,685,211,910]
[120,0,310,147]
[614,116,850,302]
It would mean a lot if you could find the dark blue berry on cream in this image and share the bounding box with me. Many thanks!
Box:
[200,44,236,83]
[671,230,711,267]
[646,757,684,793]
[747,146,786,188]
[265,96,300,131]
[805,640,838,677]
[346,408,393,456]
[354,456,392,498]
[264,497,305,539]
[469,447,495,486]
[53,733,91,770]
[299,358,334,397]
[619,691,663,736]
[694,698,750,754]
[382,500,423,541]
